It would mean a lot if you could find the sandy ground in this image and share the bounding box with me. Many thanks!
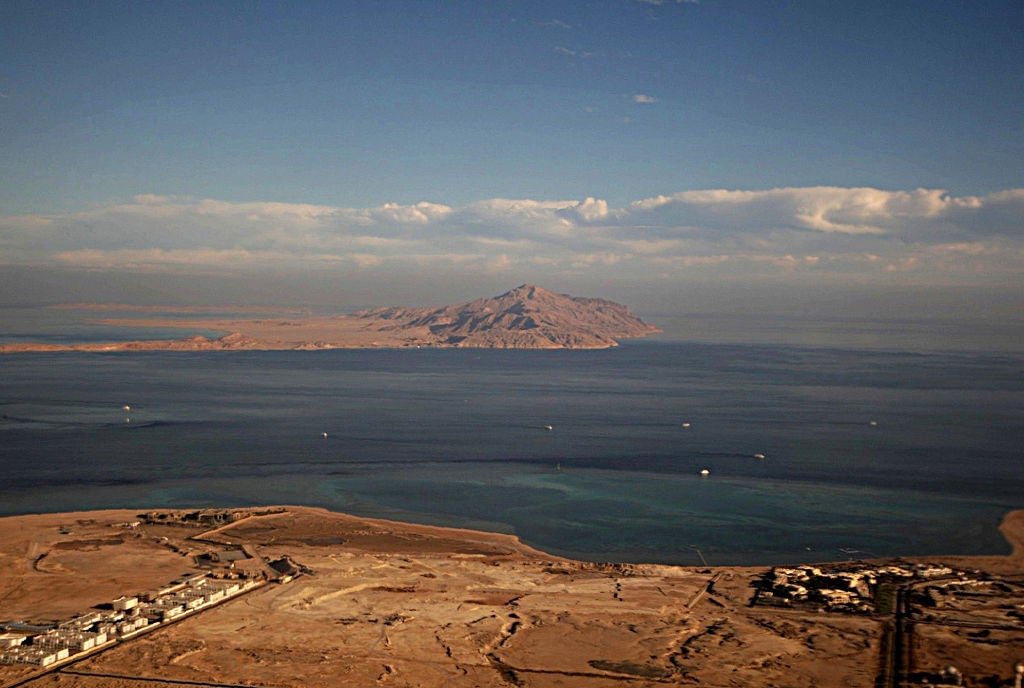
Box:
[98,314,434,348]
[1,506,1021,688]
[0,510,197,622]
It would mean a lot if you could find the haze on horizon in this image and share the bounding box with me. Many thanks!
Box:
[1,1,1021,349]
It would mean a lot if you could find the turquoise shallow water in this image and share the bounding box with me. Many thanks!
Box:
[1,340,1021,566]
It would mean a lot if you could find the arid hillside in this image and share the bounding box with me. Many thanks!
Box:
[355,284,660,348]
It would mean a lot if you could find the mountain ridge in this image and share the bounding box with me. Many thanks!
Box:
[355,284,660,349]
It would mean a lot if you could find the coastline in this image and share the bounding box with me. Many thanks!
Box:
[0,315,429,352]
[2,505,1021,687]
[1004,509,1024,558]
[1,504,1021,571]
[0,317,628,352]
[0,287,662,352]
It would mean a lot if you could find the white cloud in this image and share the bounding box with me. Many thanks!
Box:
[621,186,1023,238]
[132,194,174,205]
[2,187,1021,286]
[559,197,610,222]
[52,248,297,269]
[553,45,594,58]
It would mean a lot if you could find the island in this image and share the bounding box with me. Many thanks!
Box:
[0,285,661,353]
[0,506,1022,687]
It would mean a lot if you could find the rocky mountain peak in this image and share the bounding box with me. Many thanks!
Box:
[365,285,660,349]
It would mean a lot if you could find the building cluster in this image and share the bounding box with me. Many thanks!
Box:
[757,563,959,613]
[0,572,265,667]
[911,577,1018,610]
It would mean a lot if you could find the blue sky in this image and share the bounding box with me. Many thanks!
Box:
[0,1,1022,336]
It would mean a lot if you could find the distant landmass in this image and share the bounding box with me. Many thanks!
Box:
[0,285,660,352]
[354,284,660,348]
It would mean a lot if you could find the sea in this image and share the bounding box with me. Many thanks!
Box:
[1,306,1022,567]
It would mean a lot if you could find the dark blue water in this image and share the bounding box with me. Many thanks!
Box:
[1,341,1021,566]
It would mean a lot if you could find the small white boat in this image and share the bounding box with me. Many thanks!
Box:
[681,422,691,428]
[544,425,553,431]
[700,468,710,476]
[321,432,328,438]
[753,453,766,460]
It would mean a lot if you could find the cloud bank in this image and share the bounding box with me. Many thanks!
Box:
[2,187,1022,286]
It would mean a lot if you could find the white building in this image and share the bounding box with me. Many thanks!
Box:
[113,595,138,611]
[0,634,25,649]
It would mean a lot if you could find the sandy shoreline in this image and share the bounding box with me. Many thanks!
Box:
[1,506,1021,687]
[2,504,1021,568]
[0,314,427,352]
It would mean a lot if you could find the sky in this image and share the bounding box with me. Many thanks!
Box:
[0,1,1022,343]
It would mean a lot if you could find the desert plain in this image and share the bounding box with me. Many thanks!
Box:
[1,506,1022,688]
